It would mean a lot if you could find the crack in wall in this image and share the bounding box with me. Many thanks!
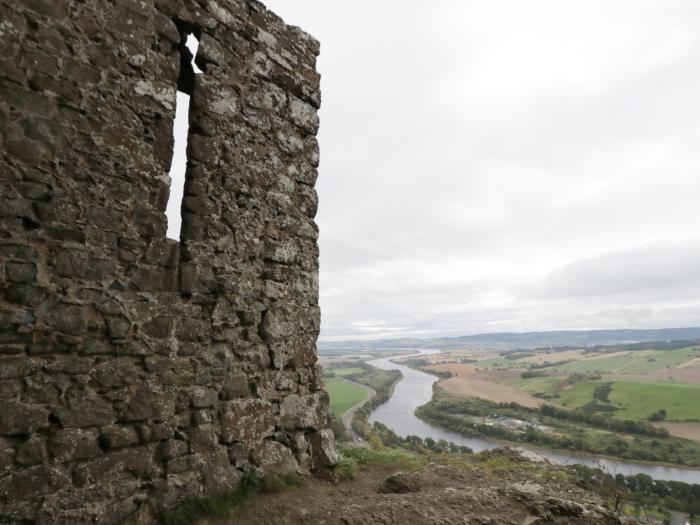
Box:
[166,22,202,241]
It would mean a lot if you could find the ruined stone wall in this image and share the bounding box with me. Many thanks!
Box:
[0,1,334,523]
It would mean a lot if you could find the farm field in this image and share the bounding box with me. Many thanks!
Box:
[543,348,700,375]
[504,377,700,421]
[440,375,543,408]
[326,378,368,417]
[332,367,364,376]
[398,342,700,442]
[607,380,700,421]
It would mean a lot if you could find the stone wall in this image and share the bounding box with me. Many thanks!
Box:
[0,0,334,523]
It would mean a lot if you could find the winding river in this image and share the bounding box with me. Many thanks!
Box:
[368,350,700,484]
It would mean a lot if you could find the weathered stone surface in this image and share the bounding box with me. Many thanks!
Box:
[0,0,332,522]
[221,372,249,399]
[308,428,339,468]
[279,392,330,430]
[5,261,36,283]
[121,384,175,422]
[15,436,48,466]
[254,440,299,475]
[0,400,48,435]
[49,429,103,463]
[0,357,33,379]
[378,471,422,494]
[55,388,115,428]
[221,399,276,444]
[0,465,71,500]
[100,425,140,451]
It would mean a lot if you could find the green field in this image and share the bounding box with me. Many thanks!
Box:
[326,378,368,417]
[543,347,700,374]
[332,367,364,376]
[507,376,700,421]
[608,380,700,421]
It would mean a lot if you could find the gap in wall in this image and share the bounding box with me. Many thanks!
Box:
[166,33,202,241]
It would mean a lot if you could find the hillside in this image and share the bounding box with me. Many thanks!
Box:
[158,447,640,525]
[319,327,700,352]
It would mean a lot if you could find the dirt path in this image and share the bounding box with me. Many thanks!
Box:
[218,456,626,525]
[338,378,376,442]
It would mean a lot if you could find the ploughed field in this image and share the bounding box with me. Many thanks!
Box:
[406,344,700,441]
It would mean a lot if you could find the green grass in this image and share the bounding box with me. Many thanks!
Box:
[159,472,303,525]
[507,376,563,394]
[544,347,699,375]
[607,380,700,421]
[335,444,423,480]
[332,367,364,376]
[504,376,599,407]
[326,378,368,417]
[547,355,634,374]
[509,375,700,421]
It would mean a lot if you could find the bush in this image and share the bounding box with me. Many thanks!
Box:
[649,409,667,422]
[334,453,358,480]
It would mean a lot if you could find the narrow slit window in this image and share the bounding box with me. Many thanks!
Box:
[166,33,202,241]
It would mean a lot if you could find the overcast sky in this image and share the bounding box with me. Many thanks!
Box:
[248,1,700,340]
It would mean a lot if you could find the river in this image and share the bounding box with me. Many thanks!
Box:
[368,350,700,484]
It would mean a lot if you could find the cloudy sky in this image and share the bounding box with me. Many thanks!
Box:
[262,1,700,340]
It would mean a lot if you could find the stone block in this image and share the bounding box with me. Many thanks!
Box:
[221,372,249,400]
[120,383,175,422]
[0,356,33,379]
[100,425,140,450]
[308,428,338,468]
[254,440,298,475]
[220,399,275,444]
[43,303,87,335]
[0,400,48,435]
[55,388,115,428]
[5,261,36,283]
[191,387,218,408]
[279,392,329,431]
[0,464,71,501]
[16,436,47,466]
[49,428,103,463]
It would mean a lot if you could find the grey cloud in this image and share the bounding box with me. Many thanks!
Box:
[531,242,700,299]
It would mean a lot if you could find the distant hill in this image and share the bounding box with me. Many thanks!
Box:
[318,326,700,352]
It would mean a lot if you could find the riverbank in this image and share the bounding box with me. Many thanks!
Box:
[417,386,700,469]
[367,350,700,484]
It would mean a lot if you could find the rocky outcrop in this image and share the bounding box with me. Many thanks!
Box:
[230,450,639,524]
[0,0,333,523]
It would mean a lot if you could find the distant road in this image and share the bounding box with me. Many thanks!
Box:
[338,378,376,442]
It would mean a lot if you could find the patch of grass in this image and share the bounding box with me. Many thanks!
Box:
[556,381,600,408]
[339,444,423,471]
[326,378,369,417]
[509,373,700,421]
[542,469,571,482]
[472,449,535,472]
[160,471,303,525]
[475,358,527,369]
[608,380,700,421]
[332,367,364,376]
[543,347,699,375]
[334,452,359,480]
